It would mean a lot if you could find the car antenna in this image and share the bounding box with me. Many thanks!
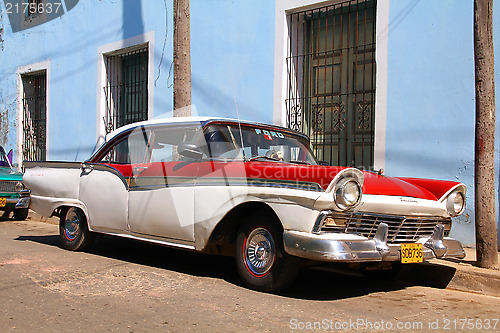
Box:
[229,69,246,161]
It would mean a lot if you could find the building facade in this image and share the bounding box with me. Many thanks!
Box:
[0,0,499,246]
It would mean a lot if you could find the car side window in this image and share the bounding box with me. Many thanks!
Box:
[99,125,202,165]
[101,128,151,164]
[149,125,201,162]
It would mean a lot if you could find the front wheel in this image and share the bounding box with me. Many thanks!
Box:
[59,207,95,251]
[235,212,300,292]
[13,208,29,221]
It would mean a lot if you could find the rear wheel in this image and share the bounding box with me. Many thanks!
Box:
[235,212,300,292]
[59,207,95,251]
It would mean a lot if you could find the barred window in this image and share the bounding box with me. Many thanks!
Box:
[103,45,149,134]
[22,71,47,161]
[24,0,43,18]
[286,0,376,169]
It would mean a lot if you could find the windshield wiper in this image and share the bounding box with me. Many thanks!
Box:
[289,160,310,165]
[247,155,281,162]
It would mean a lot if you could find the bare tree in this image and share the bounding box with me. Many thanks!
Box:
[173,0,191,116]
[474,0,498,268]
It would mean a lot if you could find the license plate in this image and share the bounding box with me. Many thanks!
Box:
[0,198,5,207]
[401,243,423,263]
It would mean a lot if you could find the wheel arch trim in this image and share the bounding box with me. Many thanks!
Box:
[199,201,281,254]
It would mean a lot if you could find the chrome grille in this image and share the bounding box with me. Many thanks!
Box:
[321,212,451,244]
[0,181,18,194]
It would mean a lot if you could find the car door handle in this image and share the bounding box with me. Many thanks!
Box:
[81,163,94,173]
[133,166,148,174]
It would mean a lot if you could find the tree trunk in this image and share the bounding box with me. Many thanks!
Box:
[474,0,498,268]
[173,0,191,116]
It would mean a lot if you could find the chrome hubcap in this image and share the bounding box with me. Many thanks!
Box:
[64,208,81,240]
[244,227,276,276]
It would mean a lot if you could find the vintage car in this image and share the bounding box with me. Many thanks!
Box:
[0,146,30,220]
[23,117,466,291]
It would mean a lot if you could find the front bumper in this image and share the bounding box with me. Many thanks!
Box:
[1,190,31,210]
[283,223,465,262]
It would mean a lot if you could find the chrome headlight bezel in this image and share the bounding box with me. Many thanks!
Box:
[334,177,362,211]
[446,190,465,217]
[15,182,26,193]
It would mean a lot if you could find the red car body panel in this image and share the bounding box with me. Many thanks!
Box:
[104,160,459,202]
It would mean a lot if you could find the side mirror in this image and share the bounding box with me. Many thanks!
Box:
[178,142,203,160]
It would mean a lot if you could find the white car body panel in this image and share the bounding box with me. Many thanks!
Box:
[129,187,195,242]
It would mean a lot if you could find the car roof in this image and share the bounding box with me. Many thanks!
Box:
[104,116,308,141]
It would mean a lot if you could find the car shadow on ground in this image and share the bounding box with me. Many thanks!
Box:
[15,232,456,301]
[88,236,417,300]
[0,216,15,223]
[16,234,60,246]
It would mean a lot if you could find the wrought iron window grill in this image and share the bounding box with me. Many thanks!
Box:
[24,0,43,19]
[103,46,148,134]
[22,71,47,162]
[286,0,376,169]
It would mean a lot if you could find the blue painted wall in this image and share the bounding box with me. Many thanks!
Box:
[0,0,275,161]
[191,1,275,122]
[385,0,500,246]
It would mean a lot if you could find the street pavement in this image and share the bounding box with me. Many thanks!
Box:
[0,214,499,332]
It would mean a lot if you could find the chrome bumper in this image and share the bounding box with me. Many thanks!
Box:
[283,223,465,262]
[4,190,31,209]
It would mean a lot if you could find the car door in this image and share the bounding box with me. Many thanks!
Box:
[127,124,201,243]
[79,126,152,233]
[79,163,129,232]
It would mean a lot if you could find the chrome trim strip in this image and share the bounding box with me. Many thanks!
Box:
[312,210,331,234]
[89,227,196,250]
[129,177,324,192]
[19,189,31,198]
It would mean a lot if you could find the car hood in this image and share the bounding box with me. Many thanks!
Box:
[243,162,460,202]
[0,166,22,181]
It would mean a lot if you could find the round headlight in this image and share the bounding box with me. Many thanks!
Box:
[15,182,25,192]
[334,178,362,210]
[447,191,465,216]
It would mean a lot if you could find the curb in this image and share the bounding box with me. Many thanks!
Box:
[26,210,59,225]
[399,248,500,297]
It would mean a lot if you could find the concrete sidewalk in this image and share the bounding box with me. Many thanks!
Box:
[399,248,500,297]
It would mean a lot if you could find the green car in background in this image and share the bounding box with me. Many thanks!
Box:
[0,146,30,220]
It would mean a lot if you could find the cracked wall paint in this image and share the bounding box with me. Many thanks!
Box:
[0,98,17,148]
[1,4,4,51]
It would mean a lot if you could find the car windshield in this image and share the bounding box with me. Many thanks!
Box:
[0,146,13,169]
[201,124,318,165]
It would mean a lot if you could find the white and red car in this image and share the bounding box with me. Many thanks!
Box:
[24,117,466,291]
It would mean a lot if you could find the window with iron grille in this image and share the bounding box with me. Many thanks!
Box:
[103,45,149,134]
[286,0,376,169]
[24,0,43,19]
[22,71,47,161]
